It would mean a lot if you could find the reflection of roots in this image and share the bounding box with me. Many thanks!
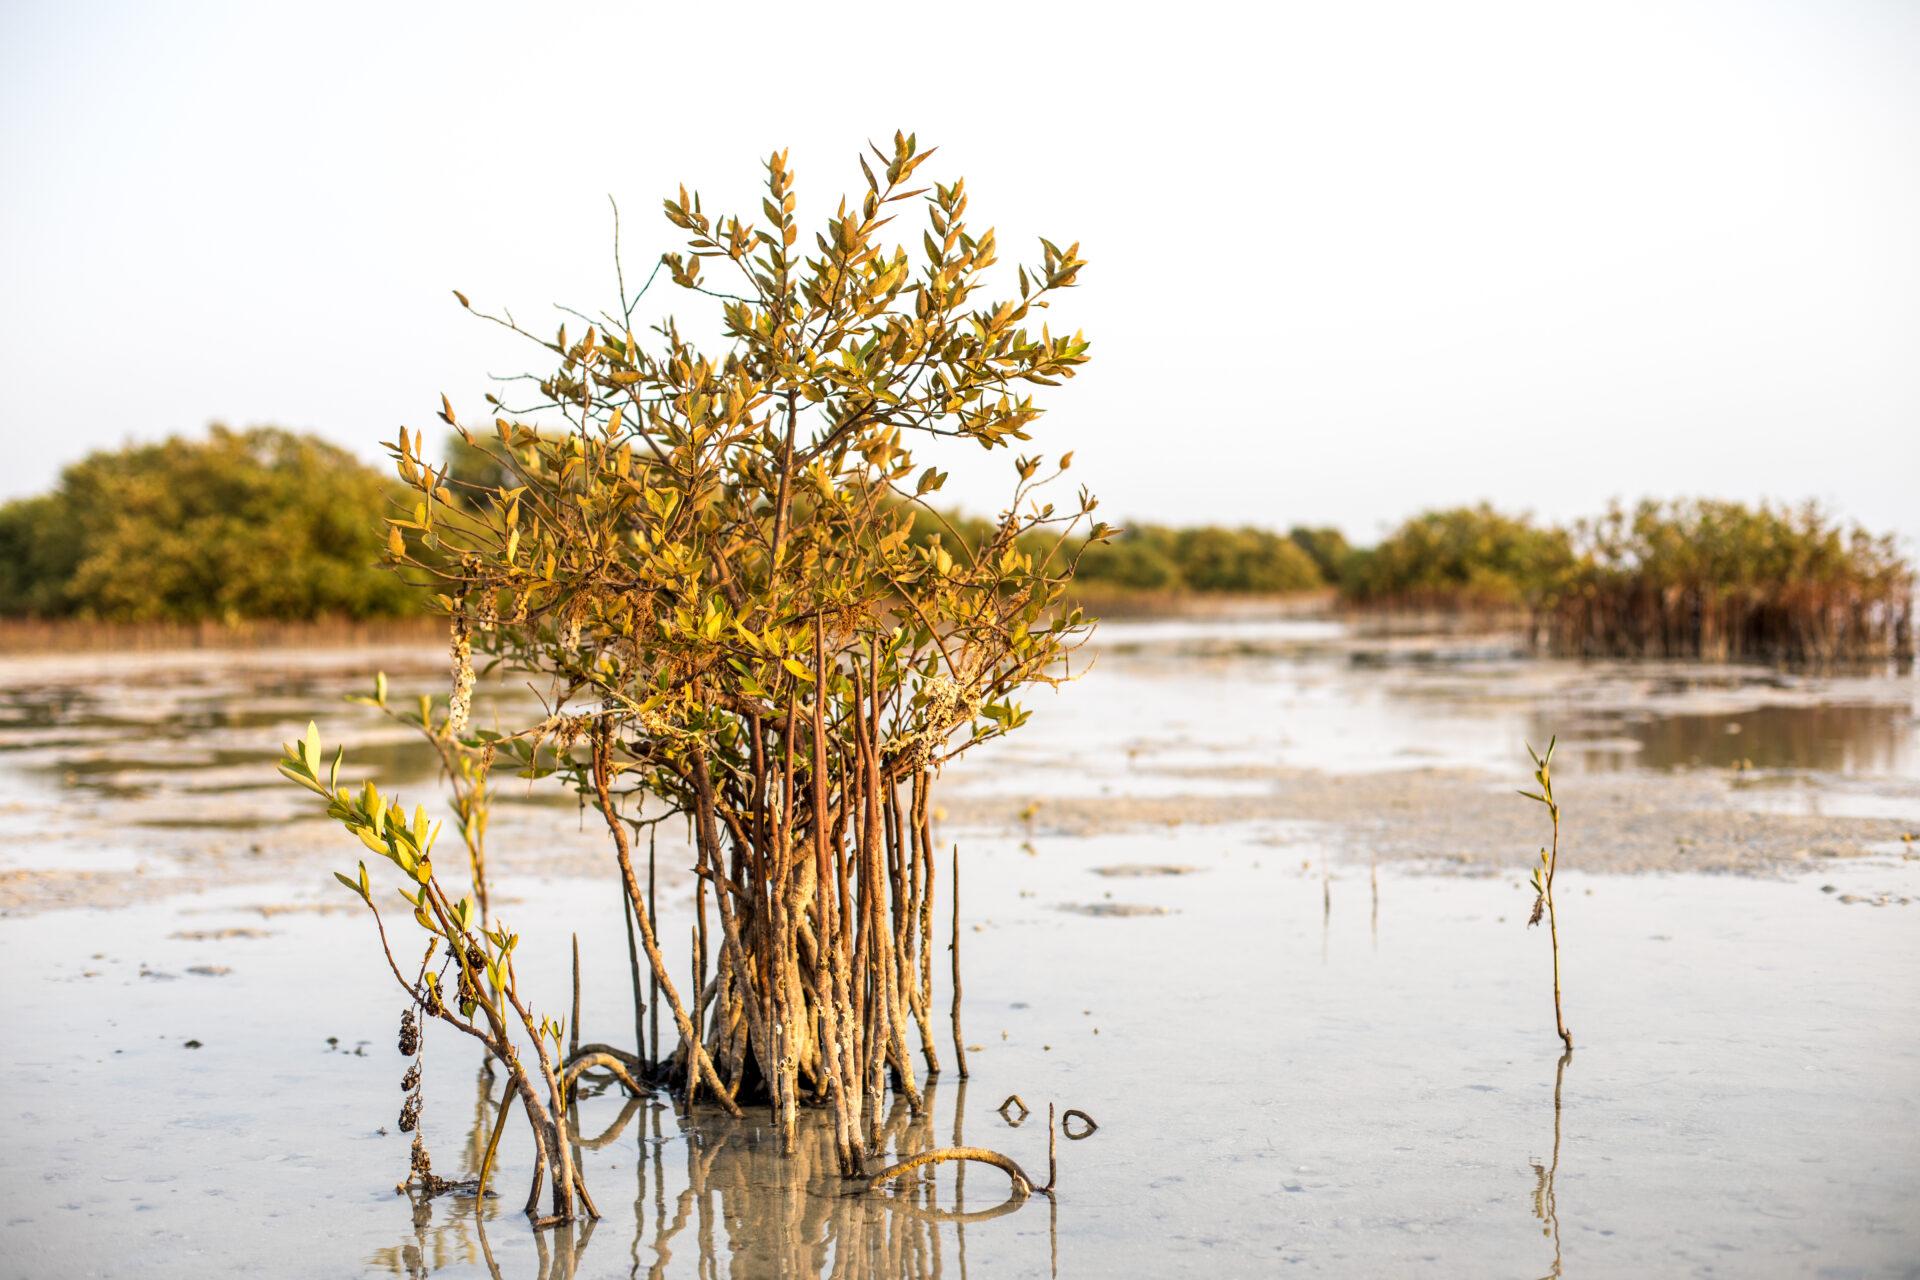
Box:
[662,1091,977,1279]
[1061,1109,1098,1139]
[876,1188,1029,1224]
[571,1095,644,1150]
[865,1146,1037,1197]
[403,1080,1063,1279]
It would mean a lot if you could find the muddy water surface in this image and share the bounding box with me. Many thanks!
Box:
[1,623,1916,1277]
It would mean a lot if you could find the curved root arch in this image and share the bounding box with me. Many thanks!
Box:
[864,1146,1037,1198]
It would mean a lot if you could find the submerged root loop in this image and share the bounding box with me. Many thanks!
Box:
[561,1049,649,1098]
[1061,1108,1099,1139]
[863,1146,1037,1199]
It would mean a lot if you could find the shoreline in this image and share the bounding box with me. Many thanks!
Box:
[0,616,448,656]
[4,757,1913,916]
[0,619,1911,916]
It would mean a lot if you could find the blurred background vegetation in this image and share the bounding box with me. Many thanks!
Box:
[0,426,1909,661]
[0,426,414,622]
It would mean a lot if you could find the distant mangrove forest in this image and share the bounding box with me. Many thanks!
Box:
[0,426,1910,663]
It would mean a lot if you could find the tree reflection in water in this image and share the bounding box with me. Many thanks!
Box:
[371,1077,1056,1279]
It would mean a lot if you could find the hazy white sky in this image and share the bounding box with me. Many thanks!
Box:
[3,0,1915,547]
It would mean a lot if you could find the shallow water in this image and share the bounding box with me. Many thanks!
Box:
[5,842,1917,1278]
[962,622,1920,797]
[2,623,1917,1277]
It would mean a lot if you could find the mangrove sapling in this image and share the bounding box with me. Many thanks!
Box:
[364,131,1101,1184]
[1520,738,1573,1050]
[278,724,598,1226]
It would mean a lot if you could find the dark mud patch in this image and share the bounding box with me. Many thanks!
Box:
[1089,863,1203,877]
[944,767,1919,875]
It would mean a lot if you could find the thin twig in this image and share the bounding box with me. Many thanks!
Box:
[951,845,968,1078]
[568,932,582,1102]
[476,1086,517,1200]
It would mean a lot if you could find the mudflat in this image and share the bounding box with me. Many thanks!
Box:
[1,620,1914,1277]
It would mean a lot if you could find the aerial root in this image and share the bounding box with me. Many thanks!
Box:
[567,1042,644,1070]
[1061,1108,1098,1139]
[561,1049,649,1097]
[864,1146,1037,1198]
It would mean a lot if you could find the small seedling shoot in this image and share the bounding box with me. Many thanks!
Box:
[1520,737,1573,1050]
